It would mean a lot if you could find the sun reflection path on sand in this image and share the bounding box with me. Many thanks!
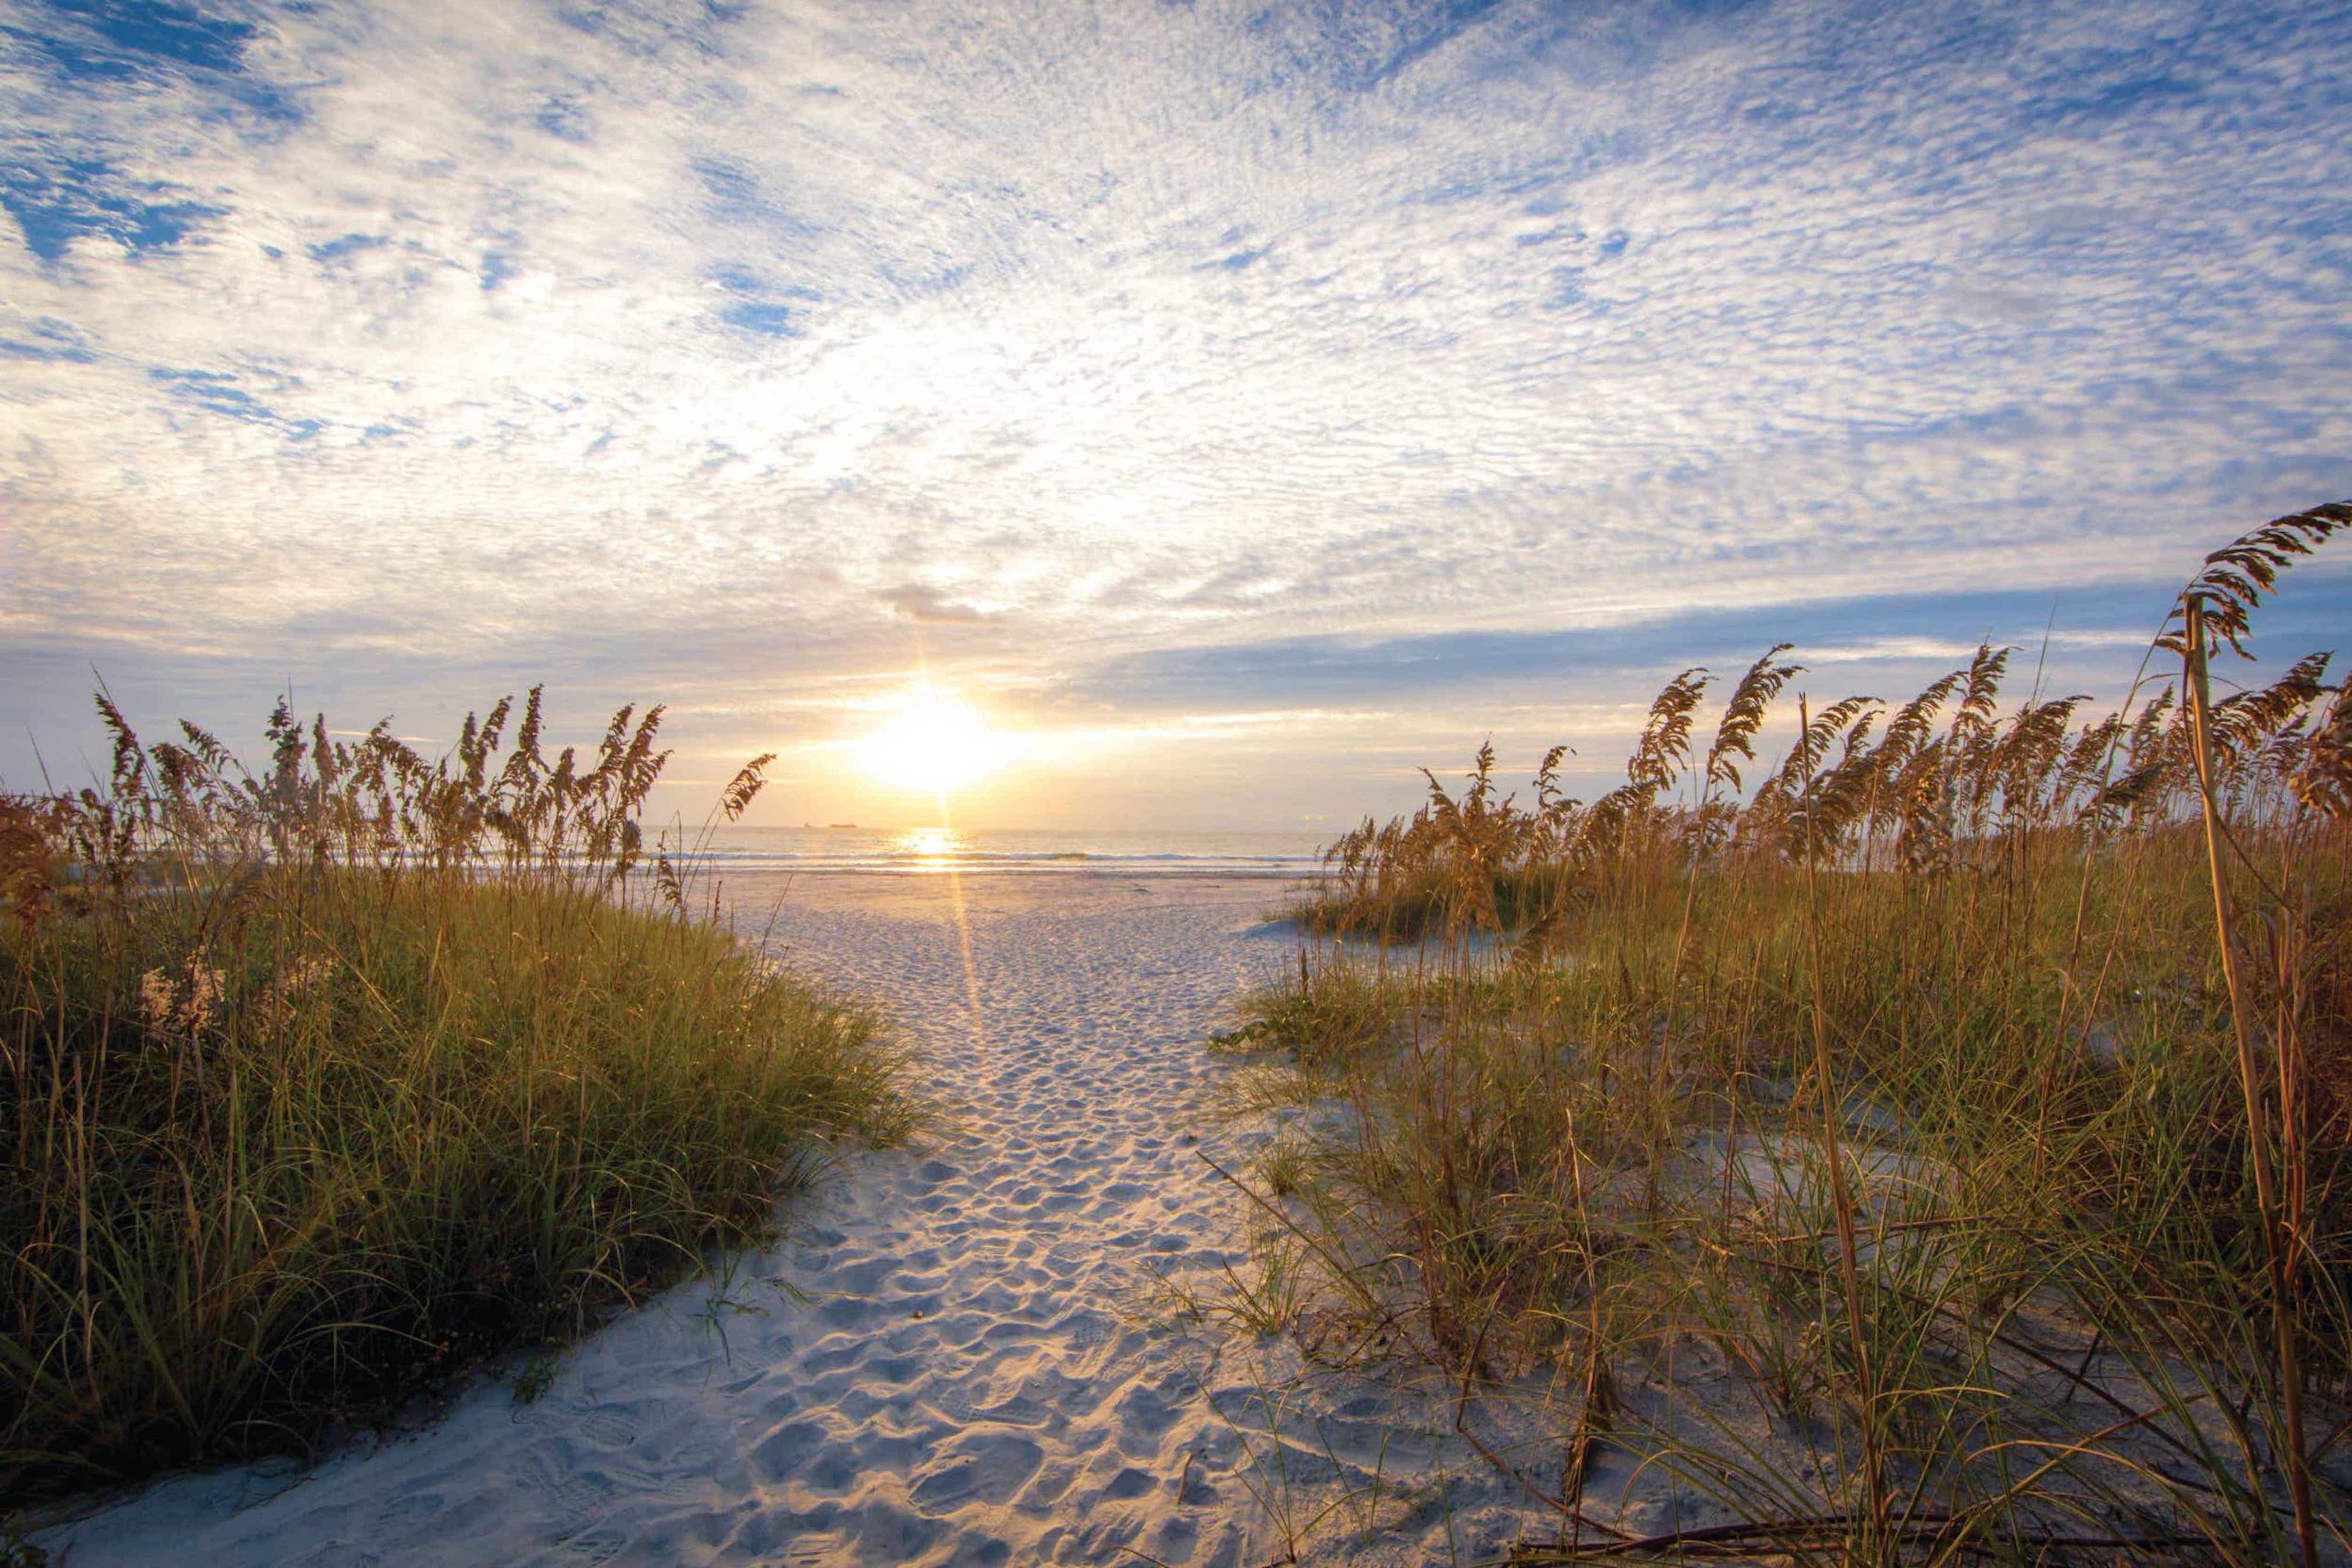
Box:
[914,818,990,1064]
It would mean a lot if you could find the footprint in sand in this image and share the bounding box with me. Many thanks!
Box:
[35,878,1563,1567]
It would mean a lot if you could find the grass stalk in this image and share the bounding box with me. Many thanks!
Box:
[1798,693,1889,1563]
[1,690,910,1501]
[1209,501,2352,1565]
[2184,599,2319,1568]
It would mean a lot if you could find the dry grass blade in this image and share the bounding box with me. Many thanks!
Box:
[1249,501,2352,1568]
[1628,670,1710,797]
[2293,680,2352,819]
[2159,501,2352,659]
[1704,644,1801,796]
[0,687,910,1503]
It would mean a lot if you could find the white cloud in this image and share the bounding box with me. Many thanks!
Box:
[1,0,2347,818]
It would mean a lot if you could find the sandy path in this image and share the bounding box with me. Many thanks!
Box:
[42,874,1570,1567]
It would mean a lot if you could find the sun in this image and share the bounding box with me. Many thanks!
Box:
[855,686,1021,793]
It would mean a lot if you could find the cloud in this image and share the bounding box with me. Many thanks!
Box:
[28,0,260,77]
[0,152,224,262]
[873,582,999,624]
[1061,574,2352,711]
[0,0,2347,817]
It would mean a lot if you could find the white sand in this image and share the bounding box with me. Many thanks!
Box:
[33,874,1587,1567]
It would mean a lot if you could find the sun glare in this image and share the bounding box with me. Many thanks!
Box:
[898,826,961,859]
[855,687,1021,793]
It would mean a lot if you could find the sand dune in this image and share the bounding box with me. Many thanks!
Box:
[34,875,1583,1565]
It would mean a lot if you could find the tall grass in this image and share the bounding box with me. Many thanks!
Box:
[1224,503,2352,1562]
[1,689,910,1502]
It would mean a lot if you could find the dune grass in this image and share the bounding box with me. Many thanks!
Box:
[1211,504,2352,1563]
[1,691,911,1503]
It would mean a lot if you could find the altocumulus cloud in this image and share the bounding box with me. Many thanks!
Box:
[0,0,2349,804]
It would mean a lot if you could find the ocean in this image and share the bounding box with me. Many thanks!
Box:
[691,824,1333,878]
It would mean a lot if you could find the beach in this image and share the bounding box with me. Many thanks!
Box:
[31,872,1565,1567]
[16,0,2344,1555]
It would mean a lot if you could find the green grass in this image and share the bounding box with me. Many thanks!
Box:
[1,692,911,1502]
[1232,827,2352,1564]
[1285,862,1575,942]
[1202,507,2352,1563]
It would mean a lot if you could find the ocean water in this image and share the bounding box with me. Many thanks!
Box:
[693,824,1332,878]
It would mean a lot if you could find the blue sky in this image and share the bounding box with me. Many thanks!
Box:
[2,0,2348,827]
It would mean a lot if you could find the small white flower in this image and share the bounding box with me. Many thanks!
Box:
[138,961,229,1035]
[138,967,177,1031]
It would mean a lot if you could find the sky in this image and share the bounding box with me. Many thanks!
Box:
[3,0,2349,830]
